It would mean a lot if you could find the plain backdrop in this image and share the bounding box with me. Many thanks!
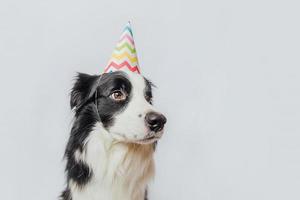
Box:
[1,0,300,199]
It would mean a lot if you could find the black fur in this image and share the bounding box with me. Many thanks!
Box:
[60,188,71,200]
[144,188,148,200]
[70,73,100,112]
[61,72,154,200]
[144,78,154,105]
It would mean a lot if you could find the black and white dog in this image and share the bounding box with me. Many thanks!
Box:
[61,71,167,200]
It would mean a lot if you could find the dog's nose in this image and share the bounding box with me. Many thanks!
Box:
[145,112,167,132]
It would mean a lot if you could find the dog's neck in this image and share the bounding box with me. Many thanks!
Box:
[69,123,155,200]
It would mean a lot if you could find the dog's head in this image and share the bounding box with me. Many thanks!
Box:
[70,71,166,144]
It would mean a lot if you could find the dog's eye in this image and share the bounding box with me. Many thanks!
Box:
[110,90,127,101]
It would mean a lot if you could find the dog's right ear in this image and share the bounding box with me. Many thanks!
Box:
[70,73,100,110]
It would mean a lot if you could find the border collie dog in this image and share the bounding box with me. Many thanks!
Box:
[61,71,167,200]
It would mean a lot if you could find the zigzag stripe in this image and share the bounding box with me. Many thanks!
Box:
[118,34,134,45]
[117,39,134,48]
[115,42,136,53]
[112,49,137,59]
[106,65,140,73]
[123,26,133,36]
[112,47,137,57]
[111,52,137,63]
[105,61,140,73]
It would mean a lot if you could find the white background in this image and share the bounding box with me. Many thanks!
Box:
[1,0,300,199]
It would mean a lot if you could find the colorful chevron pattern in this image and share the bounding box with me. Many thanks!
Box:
[104,22,141,74]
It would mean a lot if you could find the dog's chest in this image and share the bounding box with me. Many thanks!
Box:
[70,179,139,200]
[70,131,155,200]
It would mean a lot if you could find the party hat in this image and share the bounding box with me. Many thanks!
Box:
[104,22,141,74]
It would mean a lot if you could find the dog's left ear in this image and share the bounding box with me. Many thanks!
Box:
[70,73,100,110]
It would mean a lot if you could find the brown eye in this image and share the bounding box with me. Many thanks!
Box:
[110,90,127,101]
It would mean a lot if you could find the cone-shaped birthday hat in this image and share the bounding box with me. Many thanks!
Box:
[104,22,141,74]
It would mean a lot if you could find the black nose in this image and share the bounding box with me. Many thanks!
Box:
[145,112,167,132]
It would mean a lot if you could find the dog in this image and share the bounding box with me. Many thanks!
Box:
[60,70,167,200]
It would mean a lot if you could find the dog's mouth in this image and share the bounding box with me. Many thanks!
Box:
[135,131,163,144]
[136,136,159,144]
[111,130,164,144]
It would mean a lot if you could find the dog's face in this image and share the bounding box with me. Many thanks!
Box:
[71,71,166,144]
